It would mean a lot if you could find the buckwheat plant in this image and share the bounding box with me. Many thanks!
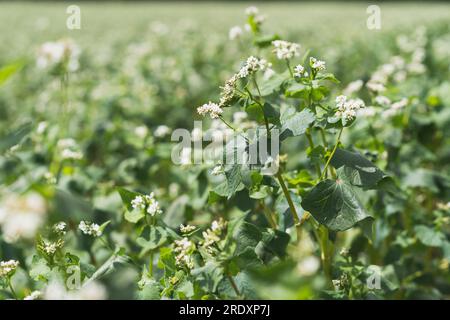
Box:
[190,7,389,291]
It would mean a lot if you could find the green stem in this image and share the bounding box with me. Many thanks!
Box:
[252,79,270,136]
[8,280,18,300]
[320,128,343,180]
[305,129,321,178]
[318,226,334,288]
[227,274,241,298]
[275,170,301,241]
[148,251,154,277]
[285,59,293,77]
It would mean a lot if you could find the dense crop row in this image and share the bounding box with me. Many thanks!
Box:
[0,4,449,300]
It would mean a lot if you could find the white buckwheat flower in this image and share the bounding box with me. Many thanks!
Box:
[272,40,301,60]
[197,102,223,119]
[202,218,227,252]
[293,64,307,78]
[131,193,162,216]
[39,239,64,255]
[174,237,196,269]
[0,260,19,278]
[78,221,102,237]
[53,222,67,235]
[229,26,243,40]
[335,95,365,124]
[180,224,196,233]
[310,57,326,71]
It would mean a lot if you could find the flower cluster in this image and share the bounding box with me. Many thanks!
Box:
[335,95,365,123]
[293,64,307,78]
[180,224,196,233]
[197,101,223,119]
[272,40,301,60]
[0,260,19,278]
[53,222,67,235]
[36,39,81,72]
[131,193,163,216]
[78,221,102,237]
[310,57,326,71]
[202,218,227,252]
[174,237,196,269]
[39,239,64,255]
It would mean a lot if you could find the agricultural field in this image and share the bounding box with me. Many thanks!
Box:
[0,1,449,301]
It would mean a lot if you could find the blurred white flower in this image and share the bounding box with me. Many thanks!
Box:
[343,79,363,96]
[24,291,42,300]
[229,26,243,40]
[134,126,149,139]
[36,39,81,71]
[272,40,300,60]
[297,256,320,276]
[0,193,46,243]
[154,125,171,138]
[245,6,259,16]
[58,138,83,160]
[43,280,107,300]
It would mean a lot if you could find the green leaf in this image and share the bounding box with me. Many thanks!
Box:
[315,73,340,83]
[258,72,288,96]
[138,278,161,300]
[414,225,445,247]
[280,107,315,139]
[0,61,23,86]
[29,256,51,281]
[275,192,303,231]
[225,164,243,197]
[84,248,131,284]
[124,208,145,223]
[285,82,311,99]
[117,187,141,211]
[330,148,385,189]
[301,168,373,231]
[191,261,224,293]
[136,226,168,256]
[233,221,262,257]
[253,34,280,48]
[255,229,290,262]
[0,121,33,153]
